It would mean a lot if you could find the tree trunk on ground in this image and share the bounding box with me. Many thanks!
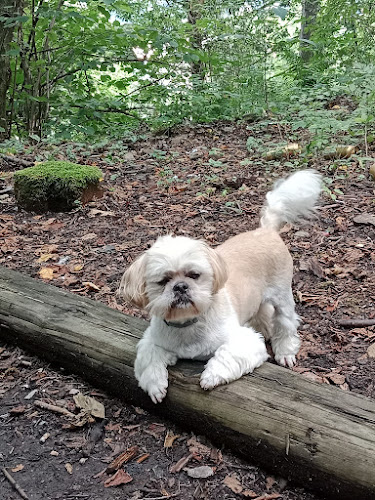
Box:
[1,265,375,500]
[300,0,320,63]
[0,1,18,140]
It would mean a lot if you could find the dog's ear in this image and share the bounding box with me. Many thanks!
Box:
[206,247,228,294]
[118,253,148,308]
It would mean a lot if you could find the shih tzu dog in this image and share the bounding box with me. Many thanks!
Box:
[119,170,321,403]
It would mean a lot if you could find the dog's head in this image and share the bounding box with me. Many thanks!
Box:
[119,235,227,321]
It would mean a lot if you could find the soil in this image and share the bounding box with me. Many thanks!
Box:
[0,119,374,499]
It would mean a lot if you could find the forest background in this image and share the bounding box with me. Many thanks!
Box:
[0,0,374,151]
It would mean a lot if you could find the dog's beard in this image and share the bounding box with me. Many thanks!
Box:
[147,286,212,321]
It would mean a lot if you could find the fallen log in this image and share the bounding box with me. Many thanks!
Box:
[1,265,375,499]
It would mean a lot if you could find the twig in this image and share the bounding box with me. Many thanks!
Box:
[338,319,375,328]
[1,468,29,500]
[140,495,179,500]
[34,399,76,418]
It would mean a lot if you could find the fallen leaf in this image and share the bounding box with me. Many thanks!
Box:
[83,281,101,292]
[37,253,55,263]
[106,446,139,474]
[39,267,54,280]
[164,430,180,448]
[81,232,97,241]
[73,392,105,419]
[326,373,346,385]
[11,464,24,473]
[144,422,165,438]
[9,405,26,415]
[353,213,375,226]
[63,410,93,429]
[184,466,215,479]
[243,491,258,498]
[302,372,324,384]
[326,299,339,312]
[367,344,375,359]
[187,436,211,458]
[73,264,84,272]
[133,214,151,225]
[65,463,73,474]
[223,474,243,494]
[170,454,193,473]
[254,494,282,500]
[104,469,133,487]
[266,476,276,491]
[210,448,223,464]
[89,209,116,217]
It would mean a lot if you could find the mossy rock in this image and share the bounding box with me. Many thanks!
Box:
[13,161,103,212]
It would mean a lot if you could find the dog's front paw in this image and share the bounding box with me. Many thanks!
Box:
[200,368,228,391]
[275,354,296,368]
[138,373,168,404]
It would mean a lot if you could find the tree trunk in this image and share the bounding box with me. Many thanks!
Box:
[0,1,18,140]
[187,0,205,80]
[1,264,375,500]
[300,0,320,63]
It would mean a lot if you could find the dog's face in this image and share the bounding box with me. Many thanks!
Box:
[120,235,227,321]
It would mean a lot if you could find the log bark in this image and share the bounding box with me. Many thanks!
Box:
[1,265,375,499]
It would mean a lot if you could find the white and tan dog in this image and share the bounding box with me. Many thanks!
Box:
[119,170,321,403]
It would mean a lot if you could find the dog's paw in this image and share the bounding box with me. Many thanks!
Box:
[148,383,168,404]
[138,375,168,404]
[275,354,296,368]
[200,368,227,391]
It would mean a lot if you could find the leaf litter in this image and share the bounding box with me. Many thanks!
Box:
[1,121,375,499]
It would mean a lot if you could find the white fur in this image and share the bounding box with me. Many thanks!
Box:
[121,169,322,403]
[134,290,268,402]
[261,169,321,231]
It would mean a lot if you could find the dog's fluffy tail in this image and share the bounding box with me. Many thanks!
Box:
[260,169,322,231]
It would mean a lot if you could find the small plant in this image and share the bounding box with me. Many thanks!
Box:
[151,149,167,160]
[156,166,178,188]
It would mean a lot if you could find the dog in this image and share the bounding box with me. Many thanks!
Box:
[119,170,321,403]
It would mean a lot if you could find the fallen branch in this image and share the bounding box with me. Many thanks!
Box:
[1,468,29,500]
[1,265,375,500]
[34,399,76,418]
[338,318,375,328]
[0,154,34,168]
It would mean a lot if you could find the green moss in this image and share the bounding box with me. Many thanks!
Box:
[14,161,103,212]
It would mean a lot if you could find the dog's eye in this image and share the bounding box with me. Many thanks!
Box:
[157,277,171,286]
[187,272,200,280]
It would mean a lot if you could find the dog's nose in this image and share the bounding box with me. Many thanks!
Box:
[173,282,189,294]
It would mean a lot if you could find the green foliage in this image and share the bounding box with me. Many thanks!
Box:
[13,161,103,212]
[0,0,374,144]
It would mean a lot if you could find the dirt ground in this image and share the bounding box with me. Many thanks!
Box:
[1,120,374,499]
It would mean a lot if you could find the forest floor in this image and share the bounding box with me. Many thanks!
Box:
[0,118,374,500]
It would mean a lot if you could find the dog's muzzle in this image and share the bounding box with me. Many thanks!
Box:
[172,281,191,306]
